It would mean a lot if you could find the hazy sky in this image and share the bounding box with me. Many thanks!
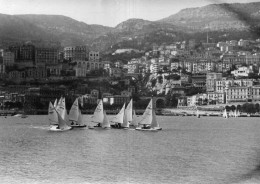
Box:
[0,0,259,27]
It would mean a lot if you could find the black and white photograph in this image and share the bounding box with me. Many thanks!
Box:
[1,0,260,183]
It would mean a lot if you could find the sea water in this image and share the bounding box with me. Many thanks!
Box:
[0,115,260,184]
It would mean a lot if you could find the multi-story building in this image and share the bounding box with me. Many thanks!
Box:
[191,74,206,89]
[226,86,251,103]
[19,44,35,61]
[206,72,222,92]
[207,92,225,104]
[35,47,58,66]
[3,51,15,66]
[64,46,87,61]
[89,51,100,61]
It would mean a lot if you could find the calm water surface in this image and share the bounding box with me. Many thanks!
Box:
[0,115,260,184]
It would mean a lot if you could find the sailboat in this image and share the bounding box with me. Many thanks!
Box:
[125,99,133,126]
[223,109,228,119]
[196,109,200,118]
[121,109,129,129]
[102,110,111,129]
[135,98,162,131]
[56,97,68,121]
[110,103,125,128]
[48,102,58,129]
[68,98,87,128]
[237,110,241,117]
[49,101,72,131]
[89,99,104,129]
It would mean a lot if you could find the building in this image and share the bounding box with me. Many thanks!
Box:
[19,44,35,61]
[206,73,222,92]
[3,51,15,66]
[231,66,253,77]
[207,92,225,104]
[35,47,59,66]
[89,51,100,61]
[226,86,251,103]
[191,74,206,89]
[64,46,87,61]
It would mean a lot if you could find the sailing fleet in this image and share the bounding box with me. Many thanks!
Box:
[48,98,162,132]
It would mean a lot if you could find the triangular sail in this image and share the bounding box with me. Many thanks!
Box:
[125,99,133,123]
[237,110,241,117]
[57,109,71,130]
[132,110,139,126]
[102,111,110,128]
[139,99,153,125]
[122,109,129,128]
[223,109,228,118]
[48,102,58,125]
[77,110,85,126]
[57,97,66,120]
[150,110,159,128]
[69,98,79,122]
[111,103,125,124]
[92,100,104,123]
[54,99,58,108]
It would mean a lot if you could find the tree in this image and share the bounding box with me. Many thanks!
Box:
[230,105,236,111]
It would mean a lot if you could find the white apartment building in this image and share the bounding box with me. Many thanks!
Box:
[231,66,253,77]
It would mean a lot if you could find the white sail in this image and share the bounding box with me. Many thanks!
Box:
[139,99,153,125]
[57,109,71,130]
[125,99,133,123]
[150,110,159,128]
[54,99,58,108]
[237,110,241,117]
[102,111,110,128]
[48,102,58,125]
[122,109,129,128]
[110,103,125,124]
[131,110,139,126]
[69,98,79,122]
[196,110,200,118]
[77,110,85,126]
[92,100,104,123]
[56,97,66,120]
[223,109,228,118]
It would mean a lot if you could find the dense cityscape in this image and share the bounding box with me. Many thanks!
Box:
[1,36,260,114]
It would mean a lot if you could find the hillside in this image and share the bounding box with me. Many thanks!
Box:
[0,14,114,46]
[159,2,260,33]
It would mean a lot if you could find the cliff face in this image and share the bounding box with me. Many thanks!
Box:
[159,2,260,31]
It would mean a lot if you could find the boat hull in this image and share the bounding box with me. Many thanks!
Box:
[135,127,158,131]
[49,125,72,131]
[71,125,87,128]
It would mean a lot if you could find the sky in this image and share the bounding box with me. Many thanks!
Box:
[0,0,259,27]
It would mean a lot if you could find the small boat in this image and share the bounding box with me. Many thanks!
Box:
[196,109,200,118]
[48,102,58,130]
[135,98,162,131]
[68,98,87,128]
[223,109,228,119]
[102,110,111,129]
[89,99,104,129]
[56,97,68,122]
[49,100,72,131]
[110,103,125,129]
